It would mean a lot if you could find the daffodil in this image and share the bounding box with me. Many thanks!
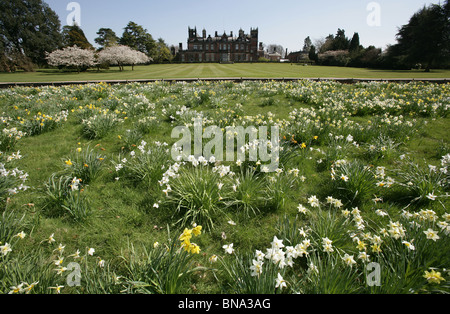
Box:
[223,243,235,254]
[342,253,357,267]
[14,231,26,239]
[179,228,193,242]
[49,285,64,294]
[275,273,287,290]
[424,269,445,284]
[209,255,218,263]
[188,243,201,254]
[424,228,440,241]
[402,241,415,251]
[250,259,264,277]
[1,242,12,256]
[192,225,202,236]
[9,283,24,294]
[54,257,64,266]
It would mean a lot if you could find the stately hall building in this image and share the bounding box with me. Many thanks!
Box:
[179,27,261,63]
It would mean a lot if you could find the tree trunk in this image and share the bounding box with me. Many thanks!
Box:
[425,57,434,72]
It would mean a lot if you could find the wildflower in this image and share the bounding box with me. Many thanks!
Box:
[424,269,445,284]
[356,240,367,251]
[341,175,349,182]
[424,229,440,241]
[250,259,264,277]
[402,241,415,251]
[228,220,236,226]
[192,225,202,236]
[209,255,218,263]
[9,283,25,294]
[223,243,235,254]
[98,258,105,267]
[307,195,320,208]
[49,285,64,294]
[1,242,12,256]
[179,228,193,242]
[443,213,450,222]
[342,254,356,267]
[255,250,266,261]
[69,249,81,259]
[326,196,335,204]
[65,159,73,166]
[46,233,56,244]
[342,209,351,218]
[23,281,39,294]
[388,221,406,239]
[372,197,383,204]
[358,251,370,262]
[54,243,65,254]
[275,273,287,290]
[371,243,382,253]
[88,248,95,256]
[307,262,319,276]
[271,236,285,250]
[323,243,334,253]
[14,231,26,239]
[54,257,64,266]
[322,238,334,253]
[153,242,159,248]
[188,243,201,254]
[437,221,450,235]
[298,228,308,237]
[297,204,307,214]
[426,193,437,201]
[375,210,388,217]
[332,198,343,208]
[55,266,68,275]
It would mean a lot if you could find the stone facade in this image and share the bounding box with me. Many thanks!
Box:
[179,27,260,63]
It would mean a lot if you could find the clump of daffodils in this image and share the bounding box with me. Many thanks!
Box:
[179,225,202,254]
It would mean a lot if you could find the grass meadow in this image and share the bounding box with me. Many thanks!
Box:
[0,79,449,294]
[1,63,450,83]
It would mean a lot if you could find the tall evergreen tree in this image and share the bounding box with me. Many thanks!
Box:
[62,24,93,50]
[393,1,449,71]
[119,22,156,58]
[302,36,312,53]
[0,0,62,69]
[95,28,119,49]
[308,45,318,63]
[332,29,350,51]
[349,33,361,53]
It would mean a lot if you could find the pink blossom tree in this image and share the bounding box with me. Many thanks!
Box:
[46,45,97,73]
[98,45,151,71]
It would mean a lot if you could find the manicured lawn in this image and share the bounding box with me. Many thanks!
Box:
[1,63,450,83]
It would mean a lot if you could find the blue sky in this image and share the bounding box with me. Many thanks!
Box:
[44,0,440,52]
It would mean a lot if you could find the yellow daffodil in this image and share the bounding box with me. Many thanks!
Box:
[424,269,445,284]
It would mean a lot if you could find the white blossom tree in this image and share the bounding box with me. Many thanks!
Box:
[98,45,151,71]
[46,45,97,73]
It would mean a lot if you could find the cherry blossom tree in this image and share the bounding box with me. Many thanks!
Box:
[98,45,151,71]
[46,45,97,73]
